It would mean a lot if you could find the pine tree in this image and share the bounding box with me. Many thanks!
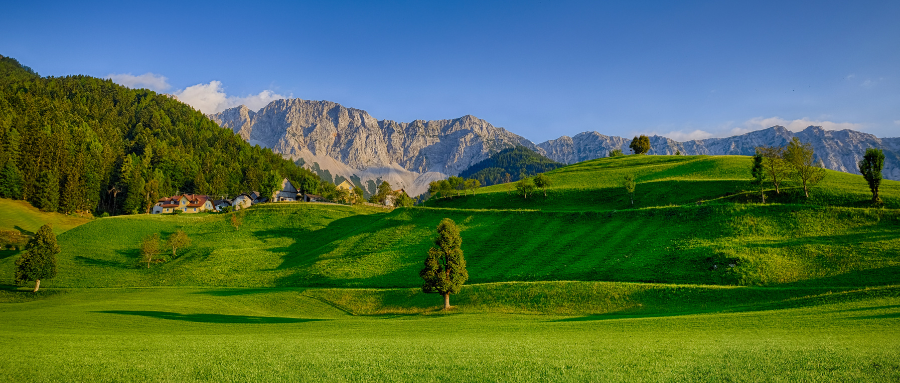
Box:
[420,218,468,310]
[0,158,23,199]
[14,224,59,292]
[35,170,59,212]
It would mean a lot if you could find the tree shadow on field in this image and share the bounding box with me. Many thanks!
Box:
[97,310,323,324]
[75,255,130,268]
[191,288,301,297]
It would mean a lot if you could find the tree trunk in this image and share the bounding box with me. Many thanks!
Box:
[443,293,450,310]
[33,279,40,292]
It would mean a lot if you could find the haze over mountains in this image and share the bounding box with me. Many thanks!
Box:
[210,99,900,195]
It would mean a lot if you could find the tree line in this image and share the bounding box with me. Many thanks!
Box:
[0,55,320,216]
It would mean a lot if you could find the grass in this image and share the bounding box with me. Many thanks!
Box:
[0,198,92,235]
[428,155,900,211]
[3,201,896,289]
[0,287,898,382]
[2,154,899,381]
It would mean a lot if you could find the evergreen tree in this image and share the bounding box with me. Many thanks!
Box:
[420,218,468,310]
[0,158,23,199]
[14,224,59,292]
[35,170,59,212]
[858,148,885,204]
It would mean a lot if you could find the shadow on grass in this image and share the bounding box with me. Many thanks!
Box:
[191,288,297,297]
[852,312,900,320]
[97,310,323,324]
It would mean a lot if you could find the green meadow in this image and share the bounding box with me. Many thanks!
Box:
[1,154,899,381]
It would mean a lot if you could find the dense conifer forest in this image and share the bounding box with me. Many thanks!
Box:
[0,55,318,215]
[458,146,563,186]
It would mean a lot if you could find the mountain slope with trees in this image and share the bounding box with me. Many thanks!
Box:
[457,146,563,186]
[0,55,318,215]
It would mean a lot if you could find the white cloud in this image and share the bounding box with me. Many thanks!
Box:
[107,72,171,92]
[743,117,862,132]
[172,81,287,114]
[658,129,714,141]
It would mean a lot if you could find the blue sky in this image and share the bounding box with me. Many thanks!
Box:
[2,0,898,142]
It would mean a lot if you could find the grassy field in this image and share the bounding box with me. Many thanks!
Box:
[428,155,900,211]
[2,154,899,381]
[1,287,898,382]
[0,198,92,235]
[3,201,895,289]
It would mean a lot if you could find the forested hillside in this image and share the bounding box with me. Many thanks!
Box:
[458,146,563,186]
[0,55,318,215]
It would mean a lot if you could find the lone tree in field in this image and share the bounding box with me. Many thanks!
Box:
[516,176,535,199]
[783,137,826,198]
[629,135,651,155]
[757,146,787,194]
[166,230,191,258]
[750,151,766,203]
[140,233,160,268]
[623,174,636,205]
[14,224,59,292]
[858,148,885,204]
[420,218,468,310]
[533,173,552,197]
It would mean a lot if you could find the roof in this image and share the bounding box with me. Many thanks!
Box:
[304,193,323,199]
[157,194,211,208]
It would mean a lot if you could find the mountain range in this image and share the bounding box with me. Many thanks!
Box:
[209,99,900,196]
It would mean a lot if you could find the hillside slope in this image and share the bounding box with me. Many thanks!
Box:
[431,155,900,211]
[4,155,897,290]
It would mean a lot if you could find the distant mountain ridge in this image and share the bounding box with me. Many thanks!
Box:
[209,99,536,195]
[210,99,900,195]
[539,126,900,180]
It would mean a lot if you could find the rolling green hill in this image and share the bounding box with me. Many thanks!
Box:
[3,154,897,292]
[3,153,899,382]
[431,155,900,210]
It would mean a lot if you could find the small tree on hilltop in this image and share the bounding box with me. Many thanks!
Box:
[783,137,826,199]
[858,148,885,204]
[420,218,468,310]
[533,173,552,197]
[623,174,636,205]
[140,233,161,268]
[757,146,788,194]
[608,149,625,157]
[166,230,191,258]
[629,135,651,155]
[750,151,766,203]
[14,224,59,292]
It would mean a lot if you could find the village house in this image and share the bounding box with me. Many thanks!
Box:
[336,180,355,192]
[272,178,299,202]
[152,194,213,214]
[232,194,253,210]
[212,198,232,211]
[302,193,323,202]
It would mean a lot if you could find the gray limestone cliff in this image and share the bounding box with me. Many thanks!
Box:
[209,99,536,195]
